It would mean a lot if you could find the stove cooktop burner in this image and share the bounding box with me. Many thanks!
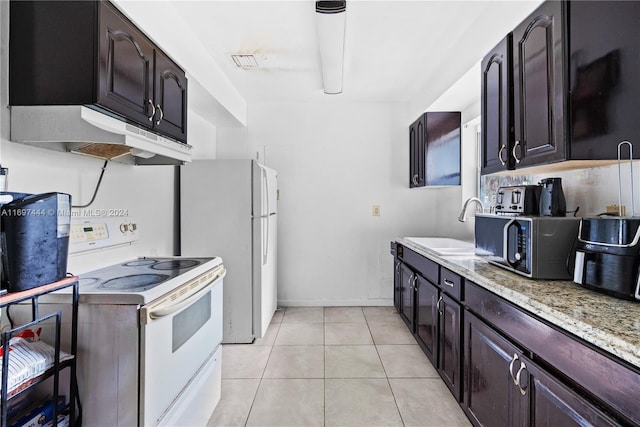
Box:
[98,274,170,291]
[124,259,157,267]
[151,259,200,270]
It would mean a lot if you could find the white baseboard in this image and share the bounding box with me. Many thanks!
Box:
[277,298,393,307]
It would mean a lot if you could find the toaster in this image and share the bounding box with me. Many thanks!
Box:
[495,185,541,215]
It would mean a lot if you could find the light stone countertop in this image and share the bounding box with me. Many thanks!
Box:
[395,237,640,370]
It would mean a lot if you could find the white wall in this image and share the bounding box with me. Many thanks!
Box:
[0,141,176,274]
[218,101,466,305]
[188,110,218,159]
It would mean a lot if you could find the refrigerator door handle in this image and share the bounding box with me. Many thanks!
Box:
[263,167,270,218]
[262,167,269,265]
[263,216,269,266]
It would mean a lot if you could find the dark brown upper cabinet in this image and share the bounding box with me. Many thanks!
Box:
[409,115,426,187]
[511,0,566,168]
[481,1,566,174]
[153,52,188,142]
[97,2,155,128]
[568,1,640,160]
[481,35,514,175]
[10,0,188,143]
[409,111,461,187]
[481,0,640,175]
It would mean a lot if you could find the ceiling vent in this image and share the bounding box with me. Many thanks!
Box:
[231,54,259,69]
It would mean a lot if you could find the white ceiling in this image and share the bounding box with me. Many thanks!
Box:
[165,0,542,107]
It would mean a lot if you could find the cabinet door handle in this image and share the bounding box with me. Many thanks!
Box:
[515,361,528,395]
[512,140,521,164]
[395,262,400,274]
[147,99,156,122]
[156,104,164,125]
[508,353,519,385]
[413,276,419,291]
[443,278,455,288]
[406,274,414,290]
[498,144,506,166]
[436,295,443,314]
[412,174,419,186]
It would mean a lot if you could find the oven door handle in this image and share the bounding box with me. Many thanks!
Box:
[140,267,226,324]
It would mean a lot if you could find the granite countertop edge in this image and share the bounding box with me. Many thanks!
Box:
[395,237,640,370]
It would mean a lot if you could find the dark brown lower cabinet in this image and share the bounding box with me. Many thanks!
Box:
[464,312,621,427]
[463,311,526,427]
[523,355,620,427]
[392,242,638,426]
[414,275,462,400]
[438,293,462,400]
[399,263,415,332]
[415,275,438,365]
[393,258,402,313]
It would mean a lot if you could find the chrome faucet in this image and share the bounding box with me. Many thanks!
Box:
[458,197,485,222]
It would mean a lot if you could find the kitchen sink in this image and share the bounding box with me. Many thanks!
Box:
[405,237,476,256]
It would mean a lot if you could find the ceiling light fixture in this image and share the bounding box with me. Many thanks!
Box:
[315,1,346,94]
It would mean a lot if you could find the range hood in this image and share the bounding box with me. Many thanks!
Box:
[10,106,192,165]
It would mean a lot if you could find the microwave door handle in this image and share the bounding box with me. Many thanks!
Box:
[502,219,517,265]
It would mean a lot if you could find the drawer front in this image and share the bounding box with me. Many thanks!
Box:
[401,246,439,284]
[440,268,462,301]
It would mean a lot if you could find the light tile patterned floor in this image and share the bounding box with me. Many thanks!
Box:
[208,306,471,427]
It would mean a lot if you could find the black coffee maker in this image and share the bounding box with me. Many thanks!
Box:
[0,192,72,292]
[539,177,566,216]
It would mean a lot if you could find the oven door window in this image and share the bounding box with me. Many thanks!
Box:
[172,290,211,352]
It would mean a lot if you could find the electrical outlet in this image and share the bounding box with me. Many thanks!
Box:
[372,205,381,216]
[607,204,626,216]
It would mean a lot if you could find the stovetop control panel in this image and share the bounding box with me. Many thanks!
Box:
[69,216,138,254]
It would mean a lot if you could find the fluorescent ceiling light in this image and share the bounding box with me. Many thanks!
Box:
[315,1,346,94]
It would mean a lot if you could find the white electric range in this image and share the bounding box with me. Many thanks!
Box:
[25,217,226,427]
[74,256,221,304]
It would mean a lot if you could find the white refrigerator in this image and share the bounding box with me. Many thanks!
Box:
[181,159,278,343]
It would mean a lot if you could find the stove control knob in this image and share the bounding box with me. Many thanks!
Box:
[514,252,522,261]
[120,223,129,233]
[130,223,137,232]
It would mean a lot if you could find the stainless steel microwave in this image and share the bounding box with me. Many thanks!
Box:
[474,214,581,279]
